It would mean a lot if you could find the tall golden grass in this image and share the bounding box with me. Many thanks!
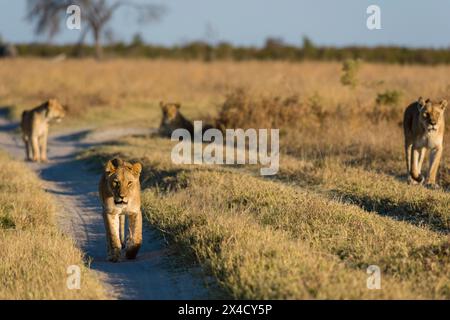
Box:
[0,151,108,299]
[1,58,449,123]
[1,59,448,185]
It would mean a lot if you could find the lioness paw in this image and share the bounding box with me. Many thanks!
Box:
[408,174,424,185]
[426,183,440,190]
[107,248,121,262]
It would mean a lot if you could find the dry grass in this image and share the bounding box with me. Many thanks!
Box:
[143,191,419,299]
[80,136,450,299]
[0,151,108,299]
[2,58,450,299]
[2,58,447,182]
[1,58,449,128]
[279,157,450,231]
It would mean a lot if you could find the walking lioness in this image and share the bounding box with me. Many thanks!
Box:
[99,158,143,262]
[20,99,65,162]
[403,97,447,188]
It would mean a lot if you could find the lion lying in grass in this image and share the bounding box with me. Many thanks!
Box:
[158,101,214,138]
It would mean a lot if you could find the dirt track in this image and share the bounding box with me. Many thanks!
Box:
[0,117,214,299]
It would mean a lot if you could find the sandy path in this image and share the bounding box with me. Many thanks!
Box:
[0,117,215,299]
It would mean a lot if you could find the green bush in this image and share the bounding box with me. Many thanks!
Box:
[370,90,403,123]
[375,90,402,106]
[340,59,362,89]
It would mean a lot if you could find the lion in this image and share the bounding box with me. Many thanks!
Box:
[99,158,143,262]
[158,101,214,138]
[403,97,447,188]
[20,99,65,162]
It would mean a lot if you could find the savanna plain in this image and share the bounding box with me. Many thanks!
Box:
[1,58,450,299]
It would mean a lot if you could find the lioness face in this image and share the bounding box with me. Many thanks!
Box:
[418,99,447,132]
[105,158,142,206]
[160,102,180,125]
[47,99,66,123]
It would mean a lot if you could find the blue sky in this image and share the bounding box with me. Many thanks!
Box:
[0,0,449,48]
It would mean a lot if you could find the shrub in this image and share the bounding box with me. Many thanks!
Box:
[375,90,402,106]
[307,92,328,122]
[215,89,334,133]
[340,59,361,89]
[370,90,403,123]
[216,88,302,130]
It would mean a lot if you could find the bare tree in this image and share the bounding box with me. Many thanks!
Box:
[26,0,166,59]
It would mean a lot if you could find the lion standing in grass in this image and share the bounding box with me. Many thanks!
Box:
[20,99,65,162]
[99,158,143,262]
[403,97,447,188]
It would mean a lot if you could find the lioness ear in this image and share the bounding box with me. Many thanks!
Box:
[175,103,181,110]
[418,97,426,106]
[105,158,123,174]
[40,100,50,108]
[417,97,427,111]
[132,162,142,176]
[440,99,448,111]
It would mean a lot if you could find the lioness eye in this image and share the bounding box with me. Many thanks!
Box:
[128,181,133,186]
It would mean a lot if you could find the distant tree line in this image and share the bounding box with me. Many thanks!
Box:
[11,37,450,65]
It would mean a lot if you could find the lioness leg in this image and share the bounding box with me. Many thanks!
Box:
[417,147,426,175]
[405,143,413,182]
[31,136,40,162]
[126,211,142,259]
[410,147,424,184]
[103,212,121,262]
[426,147,443,188]
[22,136,31,161]
[119,214,126,249]
[39,129,48,162]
